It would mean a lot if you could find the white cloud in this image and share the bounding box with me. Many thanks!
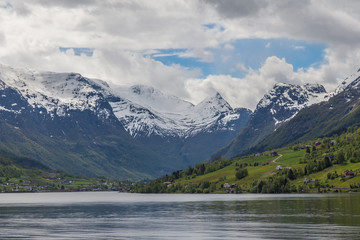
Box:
[1,0,360,111]
[0,0,213,100]
[185,56,294,109]
[0,0,223,54]
[16,48,201,100]
[177,48,214,63]
[184,51,360,110]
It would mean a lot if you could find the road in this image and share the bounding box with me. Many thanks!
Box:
[271,154,283,163]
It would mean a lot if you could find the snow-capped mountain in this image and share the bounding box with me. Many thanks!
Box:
[256,83,329,127]
[0,64,249,138]
[334,68,360,95]
[0,64,251,179]
[213,82,329,159]
[0,64,113,120]
[245,68,360,155]
[109,86,248,137]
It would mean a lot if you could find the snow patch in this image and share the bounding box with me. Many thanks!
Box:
[0,64,108,117]
[108,89,243,137]
[0,106,20,114]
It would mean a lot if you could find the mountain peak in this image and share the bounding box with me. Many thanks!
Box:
[201,91,224,102]
[213,91,223,99]
[273,82,292,88]
[257,82,328,110]
[303,83,327,94]
[0,65,112,118]
[334,70,360,95]
[196,92,231,110]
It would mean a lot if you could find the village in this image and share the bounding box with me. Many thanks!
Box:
[0,177,128,193]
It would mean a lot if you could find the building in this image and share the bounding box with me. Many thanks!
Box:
[344,170,354,178]
[270,151,278,156]
[223,183,230,188]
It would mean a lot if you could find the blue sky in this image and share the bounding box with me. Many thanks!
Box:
[151,39,327,78]
[60,40,327,79]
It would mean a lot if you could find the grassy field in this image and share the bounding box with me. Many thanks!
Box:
[143,143,360,193]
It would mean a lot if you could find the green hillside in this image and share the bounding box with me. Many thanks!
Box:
[0,151,124,193]
[133,126,360,193]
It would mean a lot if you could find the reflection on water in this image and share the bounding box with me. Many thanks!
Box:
[0,192,359,239]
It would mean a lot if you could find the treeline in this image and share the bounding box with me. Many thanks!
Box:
[0,156,23,178]
[0,154,47,179]
[133,158,233,193]
[161,158,232,183]
[251,175,296,193]
[135,180,219,194]
[0,166,22,178]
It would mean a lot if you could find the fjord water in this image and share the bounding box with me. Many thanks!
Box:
[0,192,359,239]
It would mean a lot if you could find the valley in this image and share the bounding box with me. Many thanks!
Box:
[1,64,360,184]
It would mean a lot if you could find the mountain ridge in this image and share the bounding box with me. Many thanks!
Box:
[245,70,360,155]
[213,81,330,159]
[0,64,251,179]
[108,84,249,138]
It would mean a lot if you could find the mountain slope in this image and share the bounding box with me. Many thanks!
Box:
[135,126,360,194]
[0,65,186,179]
[213,83,329,159]
[247,70,360,154]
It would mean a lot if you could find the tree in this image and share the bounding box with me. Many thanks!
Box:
[324,156,332,168]
[337,150,346,164]
[236,168,248,180]
[312,146,316,152]
[184,166,193,176]
[199,164,205,175]
[287,169,296,180]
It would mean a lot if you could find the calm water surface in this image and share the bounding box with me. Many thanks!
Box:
[0,192,359,239]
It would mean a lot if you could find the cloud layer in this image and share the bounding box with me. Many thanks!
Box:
[1,0,360,109]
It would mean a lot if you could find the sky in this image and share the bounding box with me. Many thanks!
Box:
[1,0,360,110]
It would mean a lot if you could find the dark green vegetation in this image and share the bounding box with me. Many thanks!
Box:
[132,126,360,193]
[0,150,127,193]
